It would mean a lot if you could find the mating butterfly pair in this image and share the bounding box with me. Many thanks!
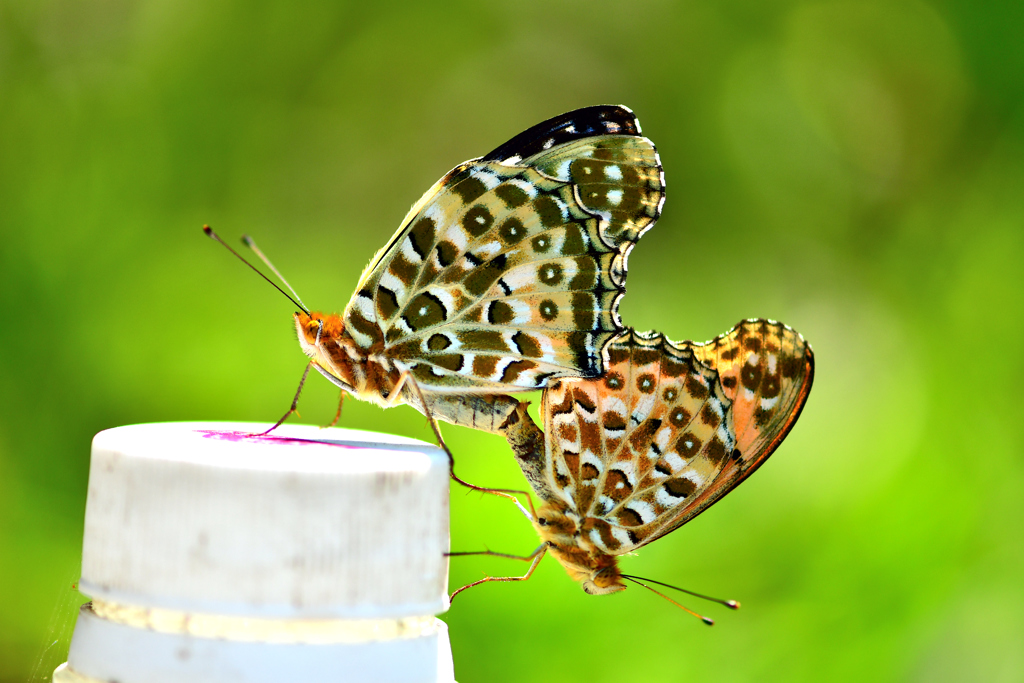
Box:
[213,105,813,606]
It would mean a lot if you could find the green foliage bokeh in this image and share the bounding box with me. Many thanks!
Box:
[2,1,1023,680]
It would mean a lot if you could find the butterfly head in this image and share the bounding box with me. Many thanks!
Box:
[535,505,626,596]
[294,311,358,392]
[556,546,626,596]
[581,565,627,596]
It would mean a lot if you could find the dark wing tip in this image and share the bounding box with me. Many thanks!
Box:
[481,105,642,164]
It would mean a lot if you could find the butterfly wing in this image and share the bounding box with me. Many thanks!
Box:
[689,319,814,490]
[540,320,813,555]
[341,106,664,393]
[636,319,814,544]
[480,105,642,165]
[540,330,735,554]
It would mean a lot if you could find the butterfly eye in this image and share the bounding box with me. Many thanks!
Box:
[537,517,548,526]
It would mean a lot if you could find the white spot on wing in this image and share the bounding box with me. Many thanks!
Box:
[718,425,735,450]
[551,409,577,429]
[474,241,502,258]
[681,469,705,487]
[423,203,446,229]
[493,264,536,292]
[654,426,673,452]
[508,179,539,199]
[603,397,628,417]
[707,397,724,419]
[379,271,407,305]
[351,295,375,323]
[400,237,423,264]
[559,441,580,457]
[553,159,572,180]
[391,316,415,337]
[469,167,501,189]
[610,526,633,548]
[441,223,469,254]
[347,326,375,348]
[625,500,656,524]
[560,484,576,504]
[657,487,680,507]
[663,452,684,472]
[606,189,623,206]
[604,164,623,180]
[581,449,603,479]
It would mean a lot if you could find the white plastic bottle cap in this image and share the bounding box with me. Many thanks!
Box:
[60,421,455,683]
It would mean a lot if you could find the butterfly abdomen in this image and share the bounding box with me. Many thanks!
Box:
[405,393,522,435]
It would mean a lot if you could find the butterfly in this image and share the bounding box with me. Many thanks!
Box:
[473,319,813,597]
[291,105,665,436]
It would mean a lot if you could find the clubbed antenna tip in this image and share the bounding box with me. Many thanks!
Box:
[202,224,310,315]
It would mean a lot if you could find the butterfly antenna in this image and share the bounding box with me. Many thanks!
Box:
[241,234,309,312]
[203,225,310,315]
[622,574,740,611]
[618,577,733,626]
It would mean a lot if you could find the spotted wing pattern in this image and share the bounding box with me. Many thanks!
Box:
[680,319,815,515]
[341,106,665,393]
[540,320,813,555]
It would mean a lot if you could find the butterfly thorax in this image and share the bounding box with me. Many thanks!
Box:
[294,311,403,407]
[535,503,625,595]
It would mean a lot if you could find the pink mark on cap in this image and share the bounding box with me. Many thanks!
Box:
[196,429,363,450]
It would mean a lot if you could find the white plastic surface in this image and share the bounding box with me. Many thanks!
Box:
[64,421,456,683]
[62,604,455,683]
[81,422,450,619]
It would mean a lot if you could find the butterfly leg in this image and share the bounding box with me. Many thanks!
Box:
[324,390,344,429]
[447,543,548,602]
[256,361,313,436]
[391,370,538,509]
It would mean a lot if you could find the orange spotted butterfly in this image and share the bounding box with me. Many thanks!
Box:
[455,319,813,610]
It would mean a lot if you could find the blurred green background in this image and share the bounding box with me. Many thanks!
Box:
[2,0,1022,680]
